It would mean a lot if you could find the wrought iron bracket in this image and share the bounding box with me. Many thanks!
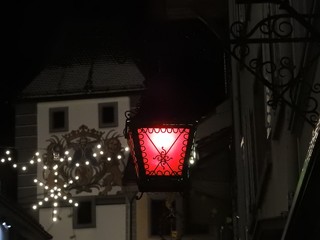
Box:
[228,0,320,128]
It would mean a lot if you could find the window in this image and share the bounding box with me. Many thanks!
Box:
[98,102,118,128]
[150,199,175,236]
[49,107,68,132]
[148,193,212,238]
[73,197,96,229]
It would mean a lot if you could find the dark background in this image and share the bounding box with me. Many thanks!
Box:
[2,0,227,201]
[3,0,228,136]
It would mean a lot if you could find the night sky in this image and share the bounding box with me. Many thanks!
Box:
[3,1,65,146]
[2,0,227,145]
[3,1,144,145]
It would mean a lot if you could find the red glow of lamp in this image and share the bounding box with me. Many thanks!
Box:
[125,118,196,192]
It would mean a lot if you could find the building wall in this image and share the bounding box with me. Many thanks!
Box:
[39,204,126,240]
[15,102,38,218]
[37,97,129,151]
[15,96,132,239]
[229,0,319,239]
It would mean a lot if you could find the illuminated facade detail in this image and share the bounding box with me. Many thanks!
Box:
[1,125,128,222]
[40,125,126,196]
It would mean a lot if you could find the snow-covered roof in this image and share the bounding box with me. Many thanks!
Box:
[20,20,145,100]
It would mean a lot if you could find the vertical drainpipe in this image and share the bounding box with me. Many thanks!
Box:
[279,1,300,211]
[228,1,248,239]
[129,196,134,240]
[285,107,300,211]
[231,59,248,240]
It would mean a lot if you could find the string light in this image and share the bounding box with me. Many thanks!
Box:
[1,143,129,222]
[0,148,79,222]
[1,126,131,223]
[188,144,199,165]
[0,148,14,164]
[2,222,12,229]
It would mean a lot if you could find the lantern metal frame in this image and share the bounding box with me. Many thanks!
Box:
[124,112,197,192]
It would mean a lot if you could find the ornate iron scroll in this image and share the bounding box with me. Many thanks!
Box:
[229,2,320,127]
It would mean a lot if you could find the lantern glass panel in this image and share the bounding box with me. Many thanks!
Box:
[137,127,191,176]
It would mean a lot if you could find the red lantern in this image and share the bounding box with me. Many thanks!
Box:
[125,120,196,192]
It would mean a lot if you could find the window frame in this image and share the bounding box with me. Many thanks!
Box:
[98,102,118,128]
[73,197,96,229]
[49,107,69,133]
